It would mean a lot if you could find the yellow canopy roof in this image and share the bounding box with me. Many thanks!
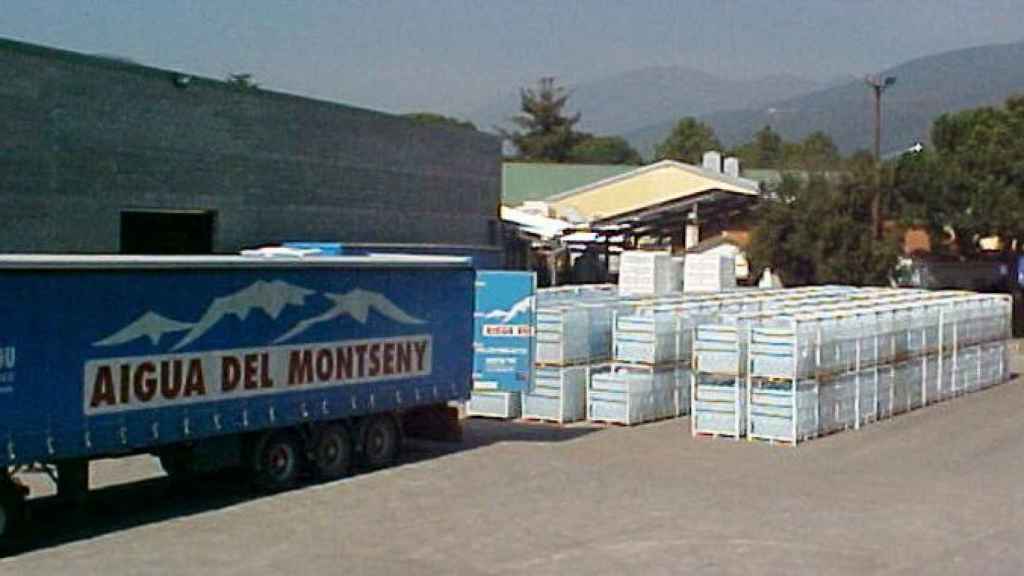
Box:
[548,160,759,223]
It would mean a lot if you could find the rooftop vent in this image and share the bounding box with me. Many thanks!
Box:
[702,151,722,172]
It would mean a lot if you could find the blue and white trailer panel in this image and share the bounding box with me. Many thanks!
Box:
[0,255,474,466]
[472,270,535,393]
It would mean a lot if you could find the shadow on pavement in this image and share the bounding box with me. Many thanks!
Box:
[11,468,255,557]
[4,417,603,557]
[400,417,603,464]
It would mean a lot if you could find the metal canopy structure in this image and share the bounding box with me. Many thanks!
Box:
[588,189,758,242]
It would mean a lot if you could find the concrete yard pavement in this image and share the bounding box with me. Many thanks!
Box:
[4,361,1024,575]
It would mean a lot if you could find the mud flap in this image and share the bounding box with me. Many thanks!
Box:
[401,404,462,442]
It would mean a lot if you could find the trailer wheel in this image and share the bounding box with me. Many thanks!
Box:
[361,415,401,469]
[313,424,352,481]
[251,431,303,492]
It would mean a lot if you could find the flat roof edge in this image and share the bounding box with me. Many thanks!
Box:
[0,254,473,270]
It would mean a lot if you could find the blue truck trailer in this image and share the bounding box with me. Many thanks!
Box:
[0,254,474,537]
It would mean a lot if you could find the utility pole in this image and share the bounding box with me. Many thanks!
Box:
[865,74,896,239]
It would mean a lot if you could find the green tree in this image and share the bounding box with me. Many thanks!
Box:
[793,131,841,171]
[748,171,901,286]
[894,95,1024,257]
[568,136,642,165]
[726,141,757,168]
[752,125,784,168]
[729,127,843,171]
[654,117,722,164]
[728,125,786,168]
[500,77,586,162]
[403,112,477,130]
[890,150,964,253]
[781,141,803,169]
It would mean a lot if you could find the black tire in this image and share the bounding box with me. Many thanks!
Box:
[361,415,401,469]
[313,424,353,481]
[251,431,303,492]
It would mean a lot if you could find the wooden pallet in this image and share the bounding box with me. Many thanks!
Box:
[692,430,741,438]
[534,360,592,369]
[747,436,796,447]
[694,370,743,377]
[587,419,628,427]
[747,426,841,447]
[610,360,680,370]
[752,376,797,384]
[589,413,679,428]
[813,423,856,438]
[519,416,573,425]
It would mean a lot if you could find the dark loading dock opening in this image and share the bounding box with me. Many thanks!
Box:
[120,210,216,254]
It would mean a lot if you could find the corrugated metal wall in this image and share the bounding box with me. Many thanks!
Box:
[0,39,501,254]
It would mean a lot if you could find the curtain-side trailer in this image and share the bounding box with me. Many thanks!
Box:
[0,254,474,538]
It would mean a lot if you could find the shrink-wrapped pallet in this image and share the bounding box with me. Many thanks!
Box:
[683,254,736,293]
[613,310,680,365]
[588,365,678,425]
[618,251,676,296]
[522,365,588,423]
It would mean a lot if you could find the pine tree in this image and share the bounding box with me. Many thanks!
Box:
[500,77,586,162]
[654,118,722,164]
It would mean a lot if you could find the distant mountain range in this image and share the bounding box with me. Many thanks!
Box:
[466,41,1024,160]
[627,41,1024,157]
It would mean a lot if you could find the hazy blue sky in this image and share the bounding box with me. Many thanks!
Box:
[5,1,1024,117]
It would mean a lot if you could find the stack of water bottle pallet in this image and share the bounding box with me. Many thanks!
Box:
[524,287,635,423]
[519,284,1011,439]
[689,286,867,438]
[583,288,808,426]
[530,286,860,430]
[530,285,742,426]
[588,306,688,425]
[735,290,1012,445]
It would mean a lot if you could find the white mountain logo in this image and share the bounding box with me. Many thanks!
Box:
[482,296,533,324]
[93,281,425,350]
[274,289,425,343]
[171,280,317,350]
[93,312,194,347]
